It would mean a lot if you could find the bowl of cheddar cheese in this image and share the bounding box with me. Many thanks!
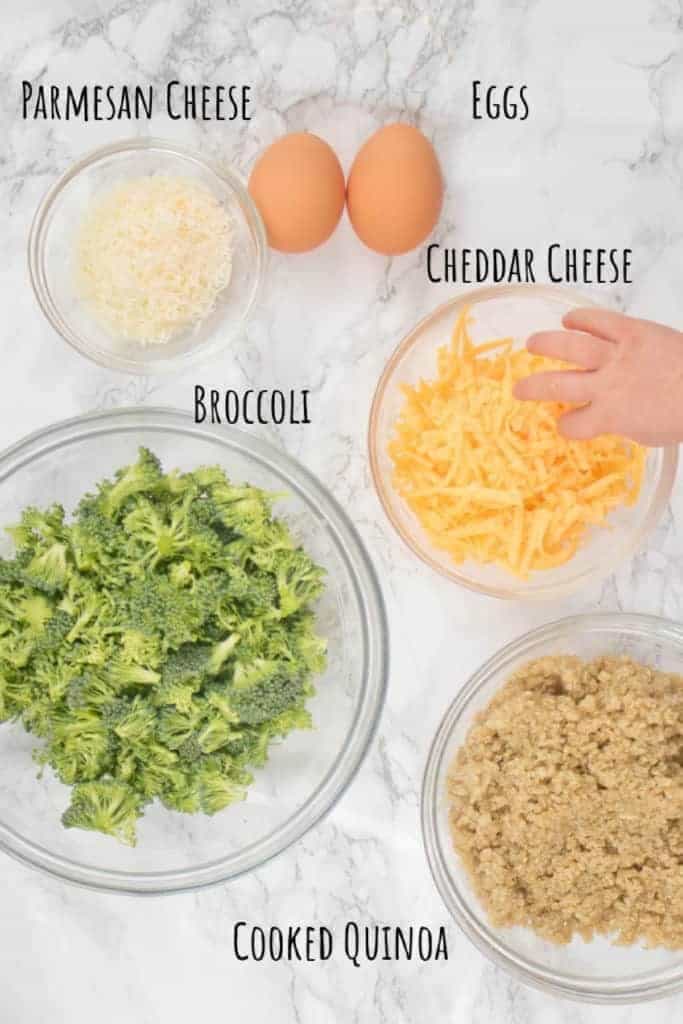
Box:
[369,285,676,599]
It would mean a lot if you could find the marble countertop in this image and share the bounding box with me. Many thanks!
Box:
[2,0,683,1021]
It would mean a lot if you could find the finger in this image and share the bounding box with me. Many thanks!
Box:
[557,405,606,441]
[527,330,612,369]
[513,370,596,405]
[562,307,638,344]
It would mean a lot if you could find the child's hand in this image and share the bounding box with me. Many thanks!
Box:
[513,307,683,446]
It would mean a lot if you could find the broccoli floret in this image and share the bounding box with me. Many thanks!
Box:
[6,504,66,550]
[158,681,197,713]
[147,632,238,712]
[160,774,201,814]
[221,565,278,614]
[31,609,74,658]
[16,594,54,633]
[125,576,209,649]
[207,634,240,675]
[230,664,306,726]
[70,501,139,585]
[0,670,37,718]
[185,465,228,490]
[0,671,18,720]
[160,643,212,685]
[267,706,313,738]
[0,671,14,721]
[288,612,328,674]
[118,630,163,669]
[98,448,163,518]
[206,688,239,723]
[177,736,204,765]
[0,559,20,587]
[198,768,248,815]
[135,756,186,801]
[223,728,270,768]
[29,657,74,707]
[209,480,274,530]
[62,780,142,846]
[157,706,202,751]
[21,694,54,739]
[64,588,103,644]
[21,542,70,594]
[100,697,130,731]
[106,661,161,690]
[168,560,194,588]
[0,590,51,638]
[196,713,235,754]
[274,550,326,618]
[232,657,283,690]
[123,499,195,569]
[48,708,113,783]
[111,697,157,745]
[67,672,118,710]
[0,633,34,669]
[153,643,211,711]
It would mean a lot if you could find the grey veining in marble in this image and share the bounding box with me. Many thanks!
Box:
[1,0,683,1021]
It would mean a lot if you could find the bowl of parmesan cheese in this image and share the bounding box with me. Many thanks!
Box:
[28,138,267,374]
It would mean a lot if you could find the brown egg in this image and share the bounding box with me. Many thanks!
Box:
[346,123,443,255]
[248,132,346,253]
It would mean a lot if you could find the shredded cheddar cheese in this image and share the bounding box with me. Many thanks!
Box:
[76,175,233,345]
[389,310,646,578]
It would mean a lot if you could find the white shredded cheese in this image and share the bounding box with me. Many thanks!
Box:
[75,175,234,346]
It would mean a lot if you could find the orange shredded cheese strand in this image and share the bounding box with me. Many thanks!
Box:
[388,309,647,578]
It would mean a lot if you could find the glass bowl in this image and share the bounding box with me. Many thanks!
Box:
[422,613,683,1003]
[0,408,388,894]
[369,285,678,599]
[28,138,267,374]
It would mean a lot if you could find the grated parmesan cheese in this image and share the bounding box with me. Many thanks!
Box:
[389,309,647,578]
[75,175,234,345]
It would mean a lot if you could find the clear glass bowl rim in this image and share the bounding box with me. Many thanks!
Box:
[0,407,389,895]
[27,137,267,375]
[368,284,679,599]
[421,612,683,1004]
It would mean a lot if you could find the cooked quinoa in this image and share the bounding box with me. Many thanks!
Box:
[447,655,683,947]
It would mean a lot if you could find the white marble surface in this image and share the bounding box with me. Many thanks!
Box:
[1,0,683,1020]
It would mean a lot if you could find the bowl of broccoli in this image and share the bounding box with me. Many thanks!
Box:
[0,408,387,893]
